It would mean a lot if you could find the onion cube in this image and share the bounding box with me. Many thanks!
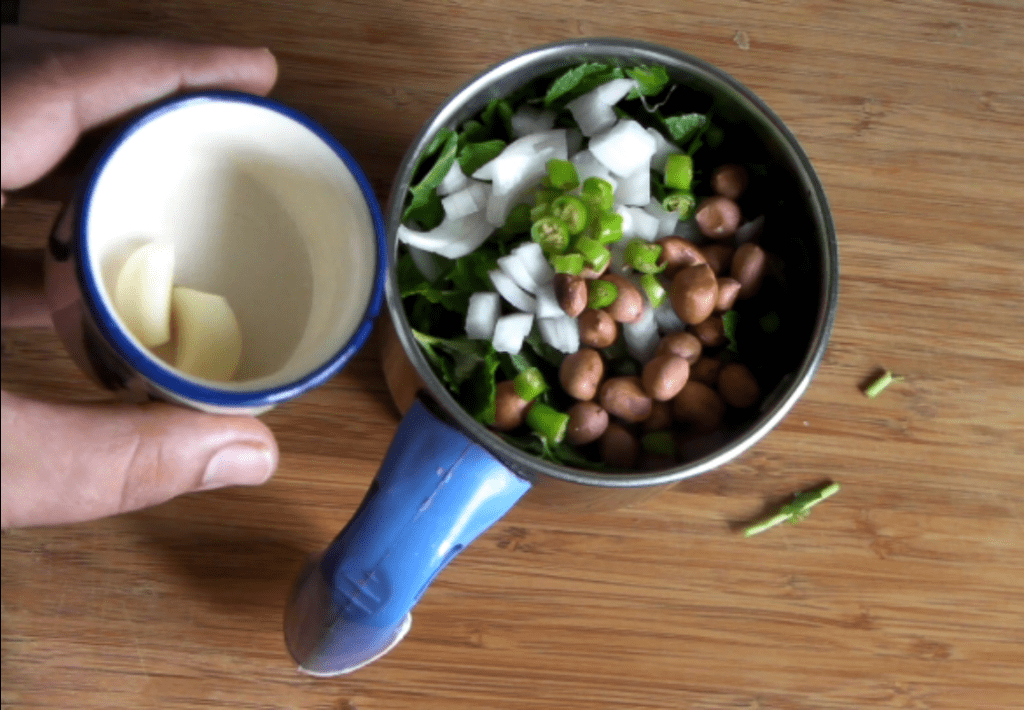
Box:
[511,241,554,287]
[492,312,534,354]
[647,127,681,173]
[441,181,488,220]
[566,78,637,137]
[396,209,493,259]
[643,199,680,238]
[498,252,540,294]
[623,304,659,363]
[571,150,618,190]
[615,163,651,206]
[438,158,469,196]
[511,105,557,138]
[534,282,564,319]
[489,269,537,312]
[466,292,501,340]
[654,296,686,334]
[589,120,657,177]
[617,206,660,241]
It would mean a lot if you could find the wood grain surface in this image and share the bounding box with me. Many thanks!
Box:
[3,1,1022,708]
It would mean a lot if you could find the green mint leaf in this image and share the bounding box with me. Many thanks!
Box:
[458,139,507,176]
[661,112,708,144]
[722,309,740,353]
[543,63,626,107]
[480,98,514,140]
[403,130,458,224]
[625,65,670,99]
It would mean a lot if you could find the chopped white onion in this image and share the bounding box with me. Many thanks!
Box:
[438,159,469,196]
[489,269,537,312]
[615,163,651,207]
[511,241,554,287]
[492,312,534,354]
[566,78,637,137]
[571,150,619,190]
[617,206,660,241]
[588,119,657,177]
[643,199,679,238]
[397,209,493,258]
[408,244,443,282]
[537,314,579,354]
[441,180,489,220]
[466,292,501,340]
[511,105,557,138]
[623,304,659,363]
[654,296,686,334]
[497,252,540,294]
[647,127,681,173]
[534,282,564,319]
[566,127,584,158]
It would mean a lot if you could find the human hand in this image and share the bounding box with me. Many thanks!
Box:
[1,26,281,528]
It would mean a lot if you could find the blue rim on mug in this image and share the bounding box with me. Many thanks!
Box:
[73,90,389,408]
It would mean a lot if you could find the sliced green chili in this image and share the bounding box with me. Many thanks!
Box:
[551,253,585,275]
[595,212,624,245]
[624,239,664,274]
[513,367,548,402]
[575,236,611,272]
[662,190,696,217]
[526,403,570,444]
[545,158,580,191]
[640,273,667,307]
[587,279,619,309]
[551,195,590,235]
[581,177,615,212]
[664,153,694,191]
[531,216,570,254]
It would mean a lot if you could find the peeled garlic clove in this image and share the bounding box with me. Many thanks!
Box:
[171,287,242,381]
[114,242,175,347]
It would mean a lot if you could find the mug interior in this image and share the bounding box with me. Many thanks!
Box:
[83,95,381,396]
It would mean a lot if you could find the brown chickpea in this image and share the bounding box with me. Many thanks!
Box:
[493,381,530,432]
[689,314,727,348]
[695,196,742,239]
[718,362,761,409]
[559,348,604,401]
[670,263,718,325]
[565,401,609,446]
[672,380,726,432]
[641,355,691,401]
[553,273,588,318]
[715,277,742,312]
[655,236,706,279]
[700,244,735,276]
[642,400,674,432]
[655,331,702,364]
[689,357,723,386]
[711,164,749,200]
[598,376,653,423]
[730,242,768,300]
[578,308,618,348]
[600,273,644,324]
[599,423,640,469]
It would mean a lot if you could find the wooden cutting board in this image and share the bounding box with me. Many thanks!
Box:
[3,1,1022,708]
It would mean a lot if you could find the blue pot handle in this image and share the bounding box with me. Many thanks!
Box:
[284,398,531,675]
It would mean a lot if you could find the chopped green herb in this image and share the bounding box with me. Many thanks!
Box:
[458,139,507,175]
[864,370,904,398]
[743,482,841,537]
[625,65,671,99]
[722,310,740,353]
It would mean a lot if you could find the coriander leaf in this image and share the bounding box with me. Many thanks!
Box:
[523,331,567,368]
[458,139,506,175]
[403,188,445,230]
[445,248,500,295]
[660,112,707,144]
[543,63,626,107]
[403,130,458,224]
[462,350,501,425]
[625,65,670,99]
[480,98,514,140]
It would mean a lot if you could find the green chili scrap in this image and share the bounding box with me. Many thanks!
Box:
[743,482,841,537]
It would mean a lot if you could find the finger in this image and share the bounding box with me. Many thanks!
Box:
[1,26,278,192]
[1,390,278,528]
[1,247,50,328]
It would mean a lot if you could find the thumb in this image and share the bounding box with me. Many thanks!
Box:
[1,391,278,528]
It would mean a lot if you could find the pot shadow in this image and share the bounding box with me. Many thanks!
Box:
[125,487,323,616]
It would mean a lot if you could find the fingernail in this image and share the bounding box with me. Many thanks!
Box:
[202,443,275,490]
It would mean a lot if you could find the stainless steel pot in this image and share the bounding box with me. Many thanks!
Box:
[285,38,839,676]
